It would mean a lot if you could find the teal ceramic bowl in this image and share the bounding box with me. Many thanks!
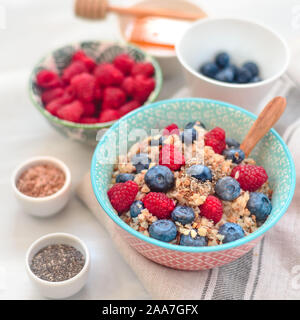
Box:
[91,98,295,270]
[29,41,163,146]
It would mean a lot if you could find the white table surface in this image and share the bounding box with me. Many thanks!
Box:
[0,0,299,300]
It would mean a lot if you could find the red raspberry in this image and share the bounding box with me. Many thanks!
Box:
[102,87,126,110]
[71,73,97,102]
[80,117,98,124]
[131,62,155,77]
[62,61,88,84]
[93,63,124,86]
[121,76,135,97]
[45,95,73,116]
[94,87,102,101]
[45,98,64,116]
[98,109,120,122]
[56,100,84,122]
[231,165,268,192]
[133,75,155,103]
[206,127,226,141]
[163,123,179,136]
[205,137,226,154]
[113,54,135,75]
[159,144,185,171]
[142,192,175,219]
[63,85,77,101]
[82,101,96,117]
[107,180,139,213]
[199,195,223,224]
[72,50,96,71]
[41,87,64,105]
[118,100,140,117]
[36,70,61,89]
[204,127,226,154]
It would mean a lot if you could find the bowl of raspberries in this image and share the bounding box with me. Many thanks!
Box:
[91,98,295,270]
[29,41,162,145]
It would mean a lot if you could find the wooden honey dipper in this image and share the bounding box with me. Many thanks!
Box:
[75,0,207,20]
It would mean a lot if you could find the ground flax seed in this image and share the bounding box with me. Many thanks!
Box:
[17,164,65,197]
[30,244,85,282]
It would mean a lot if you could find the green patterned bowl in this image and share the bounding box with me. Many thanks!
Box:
[91,98,296,270]
[28,41,162,146]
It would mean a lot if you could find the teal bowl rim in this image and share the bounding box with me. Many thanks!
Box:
[91,98,296,253]
[28,40,163,130]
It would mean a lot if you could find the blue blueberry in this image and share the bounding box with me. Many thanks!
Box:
[250,76,262,83]
[131,153,151,173]
[215,52,230,68]
[235,67,252,83]
[159,136,166,146]
[226,137,240,148]
[215,176,240,201]
[186,165,212,182]
[228,64,239,78]
[179,233,208,246]
[150,138,159,147]
[246,192,272,221]
[130,200,144,218]
[171,206,195,225]
[144,165,174,192]
[243,62,259,77]
[185,120,206,130]
[116,173,135,183]
[222,148,245,164]
[151,136,166,147]
[215,67,235,83]
[200,62,219,78]
[149,220,177,242]
[181,128,197,145]
[219,222,245,243]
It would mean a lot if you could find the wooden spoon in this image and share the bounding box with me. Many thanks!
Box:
[75,0,207,20]
[240,96,287,157]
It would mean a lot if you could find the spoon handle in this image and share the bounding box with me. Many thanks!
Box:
[240,96,287,157]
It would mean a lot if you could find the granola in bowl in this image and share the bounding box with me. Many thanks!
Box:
[107,121,273,247]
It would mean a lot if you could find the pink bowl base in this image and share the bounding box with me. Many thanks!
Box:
[119,227,262,270]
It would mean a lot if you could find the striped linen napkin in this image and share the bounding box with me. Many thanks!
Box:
[76,126,299,299]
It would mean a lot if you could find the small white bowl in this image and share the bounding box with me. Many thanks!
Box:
[11,156,71,217]
[176,17,290,111]
[118,0,207,78]
[26,233,90,299]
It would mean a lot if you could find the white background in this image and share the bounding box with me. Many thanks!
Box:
[0,0,299,299]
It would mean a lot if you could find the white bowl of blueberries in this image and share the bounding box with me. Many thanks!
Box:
[176,17,290,110]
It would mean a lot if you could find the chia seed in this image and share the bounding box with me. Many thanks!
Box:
[30,244,85,282]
